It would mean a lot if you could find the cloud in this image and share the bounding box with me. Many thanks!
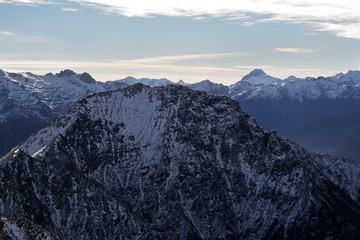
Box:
[2,1,359,38]
[124,53,251,64]
[0,0,57,5]
[274,48,315,54]
[0,31,48,42]
[314,21,360,39]
[62,7,79,12]
[64,0,360,39]
[0,31,16,36]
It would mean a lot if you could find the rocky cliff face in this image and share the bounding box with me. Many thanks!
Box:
[0,216,62,240]
[1,84,360,239]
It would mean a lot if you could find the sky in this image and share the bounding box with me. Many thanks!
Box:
[0,0,359,84]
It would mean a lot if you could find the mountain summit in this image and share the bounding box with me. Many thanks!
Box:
[242,69,266,80]
[1,84,360,239]
[240,69,280,85]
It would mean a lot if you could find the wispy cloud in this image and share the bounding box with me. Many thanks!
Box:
[0,31,48,42]
[274,48,315,54]
[2,1,359,39]
[124,53,251,64]
[0,31,16,37]
[0,0,57,5]
[63,0,360,39]
[62,7,79,12]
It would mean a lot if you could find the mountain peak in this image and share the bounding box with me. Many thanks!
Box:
[242,69,266,80]
[241,69,279,85]
[176,79,186,85]
[79,72,96,84]
[344,70,360,81]
[55,69,76,77]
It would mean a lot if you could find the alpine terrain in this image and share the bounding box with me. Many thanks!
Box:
[1,84,360,239]
[189,69,360,161]
[0,69,126,156]
[2,68,360,161]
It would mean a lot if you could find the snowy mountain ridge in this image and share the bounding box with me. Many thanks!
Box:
[229,69,360,101]
[1,68,360,159]
[0,69,121,120]
[1,84,360,239]
[1,68,360,117]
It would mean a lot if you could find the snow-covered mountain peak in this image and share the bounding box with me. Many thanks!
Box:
[0,69,114,114]
[177,79,187,85]
[241,69,280,85]
[331,72,344,79]
[242,69,266,79]
[18,83,236,157]
[284,75,300,82]
[344,70,360,84]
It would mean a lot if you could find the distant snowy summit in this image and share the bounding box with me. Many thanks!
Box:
[240,69,280,85]
[113,68,360,101]
[191,69,360,101]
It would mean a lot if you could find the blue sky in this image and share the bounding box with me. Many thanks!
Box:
[0,0,359,84]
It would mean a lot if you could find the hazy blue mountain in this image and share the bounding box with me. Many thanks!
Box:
[287,108,360,162]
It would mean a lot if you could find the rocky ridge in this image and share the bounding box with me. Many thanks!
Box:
[1,84,360,239]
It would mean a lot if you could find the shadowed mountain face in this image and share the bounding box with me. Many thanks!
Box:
[1,84,360,239]
[286,107,360,161]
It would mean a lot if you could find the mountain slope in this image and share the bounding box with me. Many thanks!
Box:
[1,84,360,239]
[0,69,127,156]
[0,216,62,240]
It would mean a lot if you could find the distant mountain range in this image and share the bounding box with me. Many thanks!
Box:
[189,69,360,161]
[1,68,360,161]
[1,84,360,239]
[0,69,126,155]
[116,68,360,162]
